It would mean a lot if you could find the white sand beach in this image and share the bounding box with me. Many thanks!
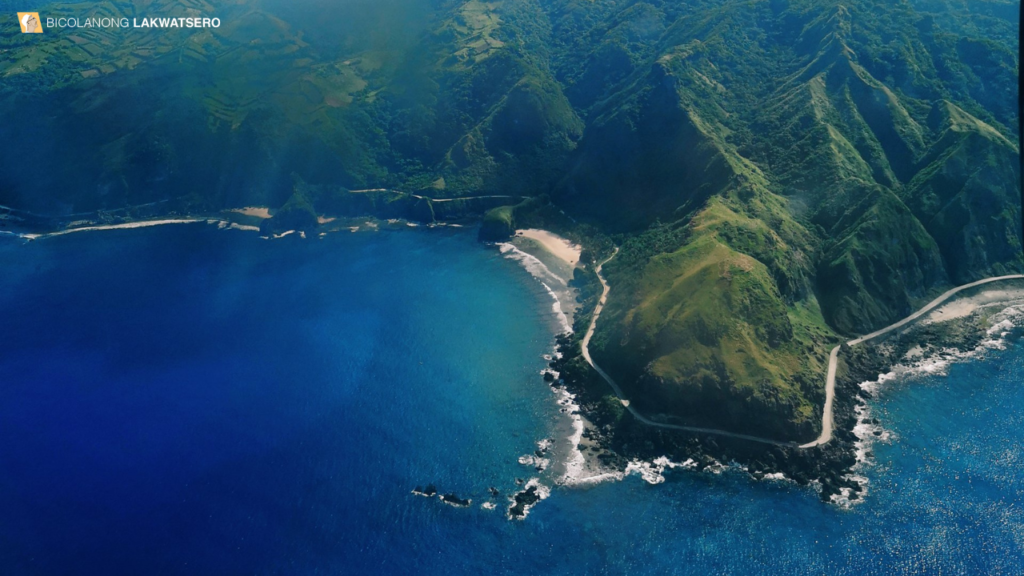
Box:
[516,229,581,267]
[229,207,272,219]
[44,219,205,237]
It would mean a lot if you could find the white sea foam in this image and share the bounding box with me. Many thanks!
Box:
[549,384,631,489]
[568,471,624,486]
[5,216,268,242]
[623,457,698,485]
[838,403,888,507]
[830,476,870,508]
[518,454,550,472]
[555,387,584,481]
[498,243,566,286]
[867,303,1024,389]
[843,302,1024,507]
[498,239,604,490]
[217,220,261,232]
[500,234,641,492]
[497,243,574,333]
[541,282,572,334]
[0,230,41,240]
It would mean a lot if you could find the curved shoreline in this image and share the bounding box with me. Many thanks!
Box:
[800,273,1024,448]
[580,248,1024,449]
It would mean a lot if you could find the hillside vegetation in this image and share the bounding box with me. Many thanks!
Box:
[1,0,1019,441]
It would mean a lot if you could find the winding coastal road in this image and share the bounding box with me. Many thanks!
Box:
[800,273,1024,448]
[579,248,1024,449]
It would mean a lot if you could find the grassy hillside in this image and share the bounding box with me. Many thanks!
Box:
[593,198,833,439]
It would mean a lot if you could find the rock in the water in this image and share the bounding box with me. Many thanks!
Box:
[508,487,541,520]
[411,484,437,497]
[440,493,472,508]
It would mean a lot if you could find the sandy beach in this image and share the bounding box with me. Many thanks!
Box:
[42,219,205,238]
[516,229,581,267]
[228,207,272,219]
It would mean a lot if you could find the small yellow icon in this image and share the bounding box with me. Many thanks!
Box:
[18,12,42,33]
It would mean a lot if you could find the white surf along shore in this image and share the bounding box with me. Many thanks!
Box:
[497,229,592,489]
[498,229,581,334]
[498,229,649,490]
[4,218,209,240]
[834,284,1024,506]
[2,214,270,241]
[0,206,410,242]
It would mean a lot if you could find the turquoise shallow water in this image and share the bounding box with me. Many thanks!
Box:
[0,225,1022,575]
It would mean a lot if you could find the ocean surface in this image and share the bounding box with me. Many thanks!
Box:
[1,224,1022,575]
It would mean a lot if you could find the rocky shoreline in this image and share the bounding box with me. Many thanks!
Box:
[549,278,1024,504]
[0,203,481,243]
[0,185,520,240]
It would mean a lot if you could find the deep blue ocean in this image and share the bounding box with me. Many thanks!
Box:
[1,224,1022,575]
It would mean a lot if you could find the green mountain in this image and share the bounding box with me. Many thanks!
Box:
[1,0,1019,441]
